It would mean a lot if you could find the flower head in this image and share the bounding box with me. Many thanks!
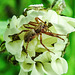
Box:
[4,4,75,75]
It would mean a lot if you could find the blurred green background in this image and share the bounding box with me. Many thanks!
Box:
[0,0,75,75]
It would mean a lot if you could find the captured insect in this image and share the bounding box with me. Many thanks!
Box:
[9,17,65,54]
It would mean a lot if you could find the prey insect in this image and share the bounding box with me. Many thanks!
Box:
[10,17,65,54]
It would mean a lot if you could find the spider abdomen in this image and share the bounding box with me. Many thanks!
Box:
[24,29,36,42]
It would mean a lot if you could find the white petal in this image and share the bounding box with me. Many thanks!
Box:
[27,10,46,18]
[4,28,12,43]
[24,54,34,63]
[36,34,57,52]
[34,51,51,63]
[35,63,44,75]
[10,15,18,28]
[51,57,68,75]
[50,52,62,60]
[20,55,34,72]
[15,52,25,62]
[18,15,32,28]
[53,15,75,34]
[44,10,58,24]
[42,63,58,75]
[4,28,20,43]
[62,16,75,27]
[20,62,34,72]
[19,68,28,75]
[60,58,68,73]
[6,40,24,58]
[54,36,68,51]
[31,63,44,75]
[41,34,57,45]
[16,52,34,63]
[24,38,37,57]
[25,10,46,24]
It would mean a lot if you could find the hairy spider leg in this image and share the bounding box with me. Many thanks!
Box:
[26,34,37,53]
[23,17,47,29]
[23,22,38,27]
[23,18,43,29]
[28,21,38,26]
[35,17,47,26]
[26,38,30,54]
[23,24,35,29]
[35,17,44,24]
[9,30,30,40]
[28,17,44,27]
[42,31,65,41]
[17,30,29,35]
[28,17,46,26]
[40,32,55,54]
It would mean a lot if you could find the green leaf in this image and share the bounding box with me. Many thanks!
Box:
[0,21,8,40]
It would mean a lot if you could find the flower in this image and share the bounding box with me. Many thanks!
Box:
[4,4,75,75]
[19,51,68,75]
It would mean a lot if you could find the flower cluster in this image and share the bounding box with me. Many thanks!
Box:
[4,4,75,75]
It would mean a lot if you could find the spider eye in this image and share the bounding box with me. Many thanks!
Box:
[44,21,46,24]
[48,22,53,28]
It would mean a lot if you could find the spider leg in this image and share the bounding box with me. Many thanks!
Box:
[40,32,55,54]
[35,17,44,24]
[23,24,35,29]
[17,30,29,35]
[42,31,65,41]
[26,34,37,53]
[35,17,47,26]
[28,21,38,26]
[26,38,30,54]
[8,30,29,41]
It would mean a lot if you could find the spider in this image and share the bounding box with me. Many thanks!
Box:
[9,17,65,54]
